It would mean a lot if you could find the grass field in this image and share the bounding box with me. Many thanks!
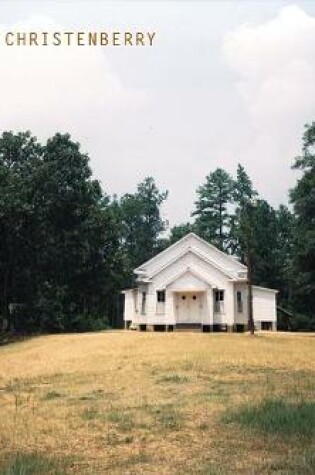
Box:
[0,331,314,474]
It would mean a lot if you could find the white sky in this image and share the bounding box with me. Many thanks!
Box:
[1,1,315,226]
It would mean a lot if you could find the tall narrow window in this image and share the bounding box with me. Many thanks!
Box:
[214,290,224,313]
[141,291,147,315]
[157,290,165,303]
[156,290,165,314]
[237,291,243,313]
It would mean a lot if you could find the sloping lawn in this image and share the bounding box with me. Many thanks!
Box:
[0,331,314,474]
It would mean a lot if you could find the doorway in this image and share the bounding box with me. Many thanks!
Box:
[176,292,203,323]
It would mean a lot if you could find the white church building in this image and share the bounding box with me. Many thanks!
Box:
[122,233,277,332]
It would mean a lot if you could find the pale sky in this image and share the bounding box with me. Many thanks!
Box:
[1,1,315,226]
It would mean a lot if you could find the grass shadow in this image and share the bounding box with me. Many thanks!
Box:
[262,450,315,474]
[1,452,70,475]
[224,398,315,438]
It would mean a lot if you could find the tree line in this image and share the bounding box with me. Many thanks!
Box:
[0,124,314,334]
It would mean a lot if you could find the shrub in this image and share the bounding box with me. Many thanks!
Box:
[67,312,110,332]
[291,314,315,332]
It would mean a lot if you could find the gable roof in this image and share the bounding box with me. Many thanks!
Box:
[253,285,278,294]
[147,247,237,280]
[135,233,246,277]
[157,265,217,290]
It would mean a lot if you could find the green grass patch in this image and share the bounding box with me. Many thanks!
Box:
[1,452,68,475]
[263,450,315,474]
[81,406,134,432]
[105,410,133,431]
[112,449,151,469]
[157,373,189,384]
[81,406,99,421]
[78,389,104,401]
[225,398,315,437]
[43,390,63,400]
[195,465,224,475]
[102,431,134,446]
[149,403,182,431]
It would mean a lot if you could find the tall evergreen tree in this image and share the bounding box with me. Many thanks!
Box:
[233,164,257,206]
[193,168,233,250]
[119,177,168,282]
[230,164,257,258]
[275,205,294,306]
[290,122,315,316]
[249,199,281,288]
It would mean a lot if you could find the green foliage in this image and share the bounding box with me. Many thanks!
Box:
[1,122,315,333]
[289,313,315,332]
[229,164,257,257]
[274,205,295,303]
[190,160,310,319]
[193,168,234,250]
[0,131,122,333]
[225,398,315,437]
[233,164,257,206]
[191,164,293,302]
[0,130,168,333]
[168,222,195,244]
[118,176,168,283]
[290,122,315,316]
[0,131,42,330]
[250,199,281,288]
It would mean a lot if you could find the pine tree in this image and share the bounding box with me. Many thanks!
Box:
[275,205,294,306]
[193,168,233,251]
[250,200,280,288]
[119,177,168,277]
[230,164,257,259]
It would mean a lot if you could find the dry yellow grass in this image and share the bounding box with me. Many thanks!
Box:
[0,331,314,474]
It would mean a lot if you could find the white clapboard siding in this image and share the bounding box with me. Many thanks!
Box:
[253,287,277,322]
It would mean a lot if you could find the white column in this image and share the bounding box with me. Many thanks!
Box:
[226,282,235,327]
[205,288,213,326]
[165,290,175,325]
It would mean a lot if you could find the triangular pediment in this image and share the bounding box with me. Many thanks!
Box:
[135,233,246,281]
[157,266,217,291]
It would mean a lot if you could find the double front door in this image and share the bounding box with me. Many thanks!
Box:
[176,292,203,323]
